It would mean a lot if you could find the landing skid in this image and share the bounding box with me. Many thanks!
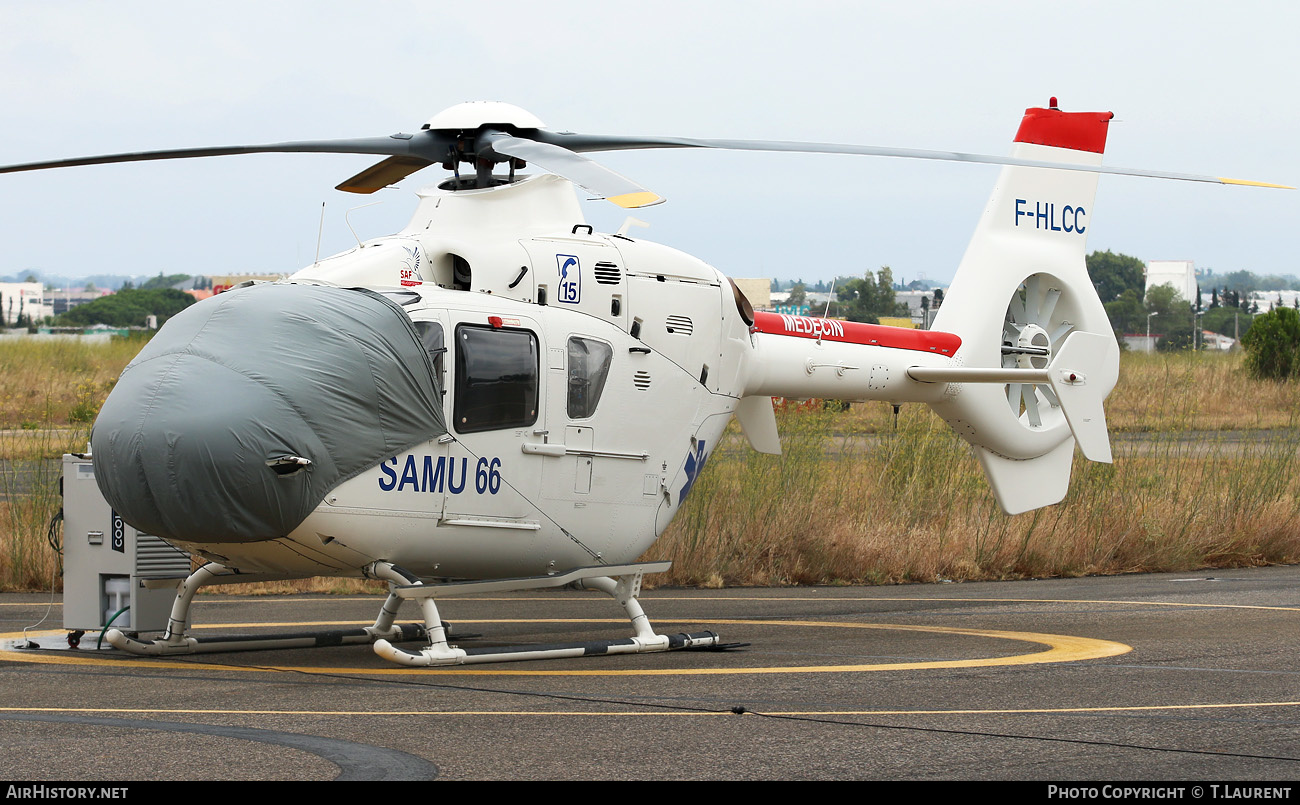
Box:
[368,561,722,667]
[104,563,426,657]
[105,560,724,667]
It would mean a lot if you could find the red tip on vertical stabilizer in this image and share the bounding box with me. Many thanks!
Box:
[1014,100,1114,154]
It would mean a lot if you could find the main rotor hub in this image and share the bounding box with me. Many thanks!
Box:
[422,102,545,132]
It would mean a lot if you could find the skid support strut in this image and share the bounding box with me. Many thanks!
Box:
[371,561,721,667]
[105,562,421,656]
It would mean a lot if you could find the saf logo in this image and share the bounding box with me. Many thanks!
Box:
[557,254,581,304]
[678,440,709,504]
[399,245,422,287]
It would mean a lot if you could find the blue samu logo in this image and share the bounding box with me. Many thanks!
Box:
[679,440,708,504]
[557,254,581,304]
[379,455,502,495]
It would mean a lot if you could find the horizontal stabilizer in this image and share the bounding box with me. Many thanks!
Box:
[907,331,1115,465]
[1045,332,1117,463]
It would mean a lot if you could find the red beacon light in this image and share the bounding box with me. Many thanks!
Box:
[488,315,503,328]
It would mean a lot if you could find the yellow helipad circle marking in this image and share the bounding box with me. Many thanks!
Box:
[0,618,1130,676]
[2,699,1299,718]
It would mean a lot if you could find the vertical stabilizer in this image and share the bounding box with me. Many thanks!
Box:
[928,99,1120,513]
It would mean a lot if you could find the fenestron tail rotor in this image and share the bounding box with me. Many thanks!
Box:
[1002,274,1073,430]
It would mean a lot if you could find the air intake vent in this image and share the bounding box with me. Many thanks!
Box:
[594,262,622,285]
[633,370,651,390]
[665,315,694,336]
[135,534,191,576]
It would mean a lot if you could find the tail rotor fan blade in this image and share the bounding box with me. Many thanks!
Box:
[1007,290,1027,326]
[1025,276,1044,323]
[1039,286,1062,325]
[1050,321,1076,343]
[1023,387,1042,427]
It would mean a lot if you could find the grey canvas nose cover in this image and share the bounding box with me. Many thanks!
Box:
[90,282,446,543]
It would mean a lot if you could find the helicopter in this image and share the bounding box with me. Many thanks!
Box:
[4,99,1285,667]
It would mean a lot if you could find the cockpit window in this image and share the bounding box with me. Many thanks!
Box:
[567,336,613,419]
[413,320,446,388]
[453,324,538,433]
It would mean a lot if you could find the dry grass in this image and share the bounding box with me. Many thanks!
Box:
[0,336,138,590]
[0,428,89,591]
[830,350,1300,434]
[1107,350,1300,431]
[0,335,143,431]
[202,578,388,595]
[646,410,1300,587]
[1,335,1298,592]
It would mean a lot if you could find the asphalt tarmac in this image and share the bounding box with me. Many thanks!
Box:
[3,566,1300,781]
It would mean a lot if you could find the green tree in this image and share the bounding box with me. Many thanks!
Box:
[1201,306,1252,340]
[140,273,192,291]
[1103,288,1146,336]
[1258,274,1298,292]
[1086,250,1145,303]
[1221,270,1257,295]
[837,266,908,324]
[58,288,195,328]
[1242,306,1300,380]
[786,282,807,307]
[1145,285,1195,351]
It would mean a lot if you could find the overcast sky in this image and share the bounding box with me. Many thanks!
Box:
[1,2,1295,286]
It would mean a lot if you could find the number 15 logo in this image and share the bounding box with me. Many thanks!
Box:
[557,254,581,304]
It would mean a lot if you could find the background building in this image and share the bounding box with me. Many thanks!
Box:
[731,278,772,311]
[1146,260,1197,303]
[0,282,53,325]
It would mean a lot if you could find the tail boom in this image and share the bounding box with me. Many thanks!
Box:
[751,311,959,355]
[743,316,960,404]
[740,100,1123,515]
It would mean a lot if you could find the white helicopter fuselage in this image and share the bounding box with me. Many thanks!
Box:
[163,172,957,580]
[57,100,1156,665]
[93,101,1143,597]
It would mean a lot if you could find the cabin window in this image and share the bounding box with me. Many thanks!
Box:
[566,336,612,419]
[453,324,539,433]
[413,320,446,392]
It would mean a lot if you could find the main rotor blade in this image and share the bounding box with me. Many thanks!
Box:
[484,134,664,208]
[535,132,1293,189]
[0,133,453,178]
[5,122,1285,197]
[336,155,435,194]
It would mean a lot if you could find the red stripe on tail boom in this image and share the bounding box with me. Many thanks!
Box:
[752,311,961,355]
